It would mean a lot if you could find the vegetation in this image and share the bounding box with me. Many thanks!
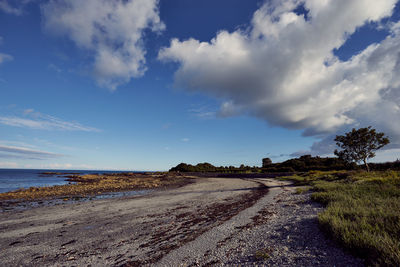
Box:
[255,248,271,260]
[170,157,400,174]
[169,155,352,173]
[169,162,261,173]
[334,126,390,172]
[282,170,400,266]
[0,172,187,201]
[262,157,272,168]
[369,159,400,171]
[263,155,351,172]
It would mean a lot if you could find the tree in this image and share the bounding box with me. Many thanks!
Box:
[262,157,272,168]
[334,126,390,172]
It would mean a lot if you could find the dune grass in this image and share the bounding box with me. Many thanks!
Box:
[0,173,188,201]
[283,170,400,266]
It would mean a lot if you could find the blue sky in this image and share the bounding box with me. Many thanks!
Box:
[0,0,399,170]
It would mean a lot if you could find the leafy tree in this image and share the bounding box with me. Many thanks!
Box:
[262,157,272,168]
[334,126,390,172]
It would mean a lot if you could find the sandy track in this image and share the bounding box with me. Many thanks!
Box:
[157,179,363,266]
[156,178,289,266]
[0,177,268,266]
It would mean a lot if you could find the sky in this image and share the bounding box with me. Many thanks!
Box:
[0,0,399,171]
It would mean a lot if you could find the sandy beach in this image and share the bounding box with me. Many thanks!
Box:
[0,177,362,266]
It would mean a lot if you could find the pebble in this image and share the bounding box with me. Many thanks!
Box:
[193,189,365,266]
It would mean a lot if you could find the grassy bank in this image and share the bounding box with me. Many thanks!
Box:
[282,170,400,266]
[0,173,189,201]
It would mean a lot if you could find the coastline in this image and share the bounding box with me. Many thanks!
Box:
[0,177,263,265]
[0,172,192,212]
[0,177,363,266]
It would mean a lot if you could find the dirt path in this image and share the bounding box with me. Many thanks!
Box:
[156,178,289,266]
[0,177,363,266]
[157,179,364,266]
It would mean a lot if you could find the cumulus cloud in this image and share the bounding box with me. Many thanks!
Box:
[41,0,164,89]
[159,0,400,155]
[0,110,100,132]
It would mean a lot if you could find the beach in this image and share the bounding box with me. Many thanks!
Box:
[0,176,363,266]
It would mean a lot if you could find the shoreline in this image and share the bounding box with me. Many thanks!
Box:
[0,177,263,265]
[0,169,163,194]
[0,177,363,266]
[0,172,192,212]
[0,189,152,213]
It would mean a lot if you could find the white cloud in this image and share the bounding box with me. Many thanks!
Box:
[0,140,37,149]
[23,108,34,115]
[0,0,32,15]
[48,63,62,73]
[0,53,12,64]
[159,0,400,156]
[33,137,77,151]
[0,145,63,160]
[188,106,217,119]
[42,0,164,90]
[162,123,172,130]
[0,110,101,132]
[181,138,190,142]
[39,163,74,169]
[0,36,13,65]
[39,162,95,170]
[0,161,18,168]
[373,148,400,162]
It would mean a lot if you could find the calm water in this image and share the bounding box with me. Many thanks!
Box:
[0,169,133,193]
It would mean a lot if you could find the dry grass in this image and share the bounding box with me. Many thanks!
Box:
[0,173,188,201]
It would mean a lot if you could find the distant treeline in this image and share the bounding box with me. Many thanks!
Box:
[369,160,400,171]
[262,155,352,172]
[169,162,260,173]
[169,155,400,173]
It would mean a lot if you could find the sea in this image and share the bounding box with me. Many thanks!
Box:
[0,169,132,194]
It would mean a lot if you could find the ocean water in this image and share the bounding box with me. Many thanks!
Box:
[0,169,130,194]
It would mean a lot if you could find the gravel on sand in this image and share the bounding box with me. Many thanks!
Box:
[0,178,364,266]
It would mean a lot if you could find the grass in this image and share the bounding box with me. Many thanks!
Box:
[0,172,188,201]
[283,170,400,266]
[255,248,272,260]
[295,186,311,194]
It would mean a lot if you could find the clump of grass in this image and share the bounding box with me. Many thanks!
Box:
[279,170,350,186]
[309,171,400,266]
[0,173,188,201]
[295,186,311,194]
[255,248,271,260]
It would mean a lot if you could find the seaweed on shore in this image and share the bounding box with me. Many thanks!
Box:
[122,181,269,266]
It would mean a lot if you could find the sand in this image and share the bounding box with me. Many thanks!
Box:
[0,177,362,266]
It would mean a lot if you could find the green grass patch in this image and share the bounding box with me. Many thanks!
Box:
[285,170,400,266]
[279,170,351,185]
[295,186,311,194]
